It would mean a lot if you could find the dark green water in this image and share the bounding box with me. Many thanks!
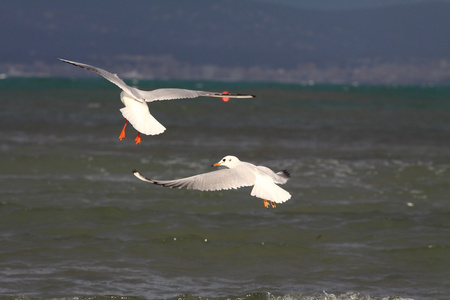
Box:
[1,78,449,300]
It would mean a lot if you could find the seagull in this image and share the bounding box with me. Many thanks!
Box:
[58,58,255,144]
[133,155,291,208]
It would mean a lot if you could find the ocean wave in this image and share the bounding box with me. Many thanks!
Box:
[3,291,415,300]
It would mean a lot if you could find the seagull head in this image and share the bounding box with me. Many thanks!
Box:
[212,155,240,168]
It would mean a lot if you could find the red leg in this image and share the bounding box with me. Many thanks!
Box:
[119,120,129,140]
[221,91,230,102]
[135,132,141,145]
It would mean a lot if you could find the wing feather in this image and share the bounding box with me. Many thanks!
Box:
[256,166,291,185]
[139,88,255,102]
[133,165,256,191]
[59,59,255,103]
[58,58,143,102]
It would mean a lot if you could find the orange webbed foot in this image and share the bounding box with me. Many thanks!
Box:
[270,201,277,208]
[135,132,141,145]
[119,120,129,140]
[263,199,269,208]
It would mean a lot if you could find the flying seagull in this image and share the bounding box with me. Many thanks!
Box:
[58,58,255,144]
[133,155,291,208]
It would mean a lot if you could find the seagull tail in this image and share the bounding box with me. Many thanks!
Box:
[251,182,291,203]
[120,106,166,135]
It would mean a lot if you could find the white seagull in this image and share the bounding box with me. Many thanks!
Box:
[133,155,291,208]
[58,58,255,144]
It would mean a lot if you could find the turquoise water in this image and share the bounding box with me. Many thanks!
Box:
[0,78,449,300]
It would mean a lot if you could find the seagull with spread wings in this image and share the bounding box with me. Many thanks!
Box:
[59,58,255,144]
[133,155,291,208]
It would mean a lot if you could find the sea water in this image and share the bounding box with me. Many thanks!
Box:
[0,78,449,300]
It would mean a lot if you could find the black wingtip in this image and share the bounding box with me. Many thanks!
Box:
[283,169,291,178]
[132,169,138,174]
[235,93,255,97]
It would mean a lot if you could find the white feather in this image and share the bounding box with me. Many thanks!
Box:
[119,92,165,135]
[250,179,291,203]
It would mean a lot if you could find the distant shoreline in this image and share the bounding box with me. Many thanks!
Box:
[1,57,449,86]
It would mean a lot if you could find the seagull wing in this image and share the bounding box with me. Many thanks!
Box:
[133,165,256,191]
[139,88,255,102]
[256,166,291,185]
[58,58,143,102]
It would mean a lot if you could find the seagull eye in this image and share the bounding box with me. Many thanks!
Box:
[222,159,226,162]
